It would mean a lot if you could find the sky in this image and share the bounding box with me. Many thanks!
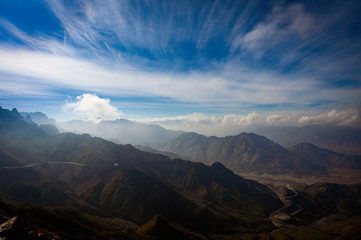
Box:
[0,0,361,134]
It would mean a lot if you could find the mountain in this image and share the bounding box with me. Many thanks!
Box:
[20,111,57,125]
[289,142,361,170]
[21,110,184,146]
[135,145,189,160]
[138,214,205,240]
[20,111,60,136]
[254,125,361,155]
[58,118,183,145]
[155,132,324,175]
[2,106,361,239]
[0,107,283,238]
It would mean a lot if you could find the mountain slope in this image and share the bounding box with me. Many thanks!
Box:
[156,132,324,175]
[289,142,361,170]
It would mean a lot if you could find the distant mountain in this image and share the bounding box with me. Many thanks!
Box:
[57,118,183,146]
[20,111,57,125]
[155,132,324,175]
[39,123,59,135]
[0,106,282,238]
[20,111,60,136]
[289,142,361,170]
[20,110,184,146]
[254,125,361,155]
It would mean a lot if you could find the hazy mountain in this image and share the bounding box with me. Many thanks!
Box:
[254,125,361,155]
[0,106,283,238]
[155,132,324,175]
[58,118,183,145]
[20,111,57,125]
[289,142,361,170]
[20,111,60,136]
[20,110,184,145]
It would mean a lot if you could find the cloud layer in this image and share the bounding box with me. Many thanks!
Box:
[134,109,360,136]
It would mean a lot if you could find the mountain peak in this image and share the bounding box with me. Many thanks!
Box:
[0,107,22,121]
[9,108,21,118]
[211,161,233,175]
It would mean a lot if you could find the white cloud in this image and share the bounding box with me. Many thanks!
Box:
[63,93,122,123]
[133,112,264,135]
[298,109,359,126]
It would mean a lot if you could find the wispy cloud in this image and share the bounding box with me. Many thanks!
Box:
[234,3,318,56]
[63,93,122,123]
[0,18,74,56]
[2,47,358,108]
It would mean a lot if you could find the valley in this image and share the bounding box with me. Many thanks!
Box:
[1,107,361,239]
[240,169,361,189]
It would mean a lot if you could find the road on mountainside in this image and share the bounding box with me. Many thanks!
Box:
[269,186,301,227]
[0,161,90,169]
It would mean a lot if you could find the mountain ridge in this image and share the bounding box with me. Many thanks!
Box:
[254,125,361,155]
[155,131,325,175]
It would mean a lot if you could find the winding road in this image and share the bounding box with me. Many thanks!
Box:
[269,186,301,227]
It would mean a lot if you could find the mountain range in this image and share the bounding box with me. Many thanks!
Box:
[18,110,361,176]
[22,111,361,157]
[3,106,361,239]
[0,107,283,239]
[21,111,183,146]
[154,132,361,176]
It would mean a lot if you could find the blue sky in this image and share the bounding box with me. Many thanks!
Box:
[0,0,360,133]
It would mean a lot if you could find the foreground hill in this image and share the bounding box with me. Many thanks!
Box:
[0,107,282,239]
[269,182,361,240]
[155,132,324,175]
